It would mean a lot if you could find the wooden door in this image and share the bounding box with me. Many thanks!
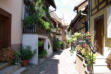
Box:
[94,15,104,54]
[0,20,2,49]
[0,8,11,49]
[0,15,7,49]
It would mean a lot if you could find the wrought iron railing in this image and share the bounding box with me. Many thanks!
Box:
[23,25,37,33]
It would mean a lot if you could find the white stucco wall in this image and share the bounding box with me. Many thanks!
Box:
[22,34,38,65]
[22,34,53,64]
[0,0,23,45]
[44,39,53,57]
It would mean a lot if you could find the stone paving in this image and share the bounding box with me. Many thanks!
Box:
[22,48,78,74]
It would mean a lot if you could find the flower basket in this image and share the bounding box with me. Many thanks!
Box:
[20,46,36,66]
[87,65,93,72]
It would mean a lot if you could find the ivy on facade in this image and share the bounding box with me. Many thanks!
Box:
[23,0,52,31]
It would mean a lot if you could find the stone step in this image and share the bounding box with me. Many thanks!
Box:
[0,64,21,74]
[96,56,106,59]
[94,58,107,66]
[94,65,111,74]
[0,63,9,70]
[93,55,111,74]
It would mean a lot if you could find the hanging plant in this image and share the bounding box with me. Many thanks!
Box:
[23,15,36,28]
[23,0,52,32]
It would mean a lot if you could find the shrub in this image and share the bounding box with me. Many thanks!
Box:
[20,46,36,60]
[53,37,65,51]
[0,47,15,64]
[38,49,47,58]
[53,38,60,51]
[38,40,43,47]
[12,50,21,64]
[60,41,64,49]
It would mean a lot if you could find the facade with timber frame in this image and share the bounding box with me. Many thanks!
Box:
[90,0,111,56]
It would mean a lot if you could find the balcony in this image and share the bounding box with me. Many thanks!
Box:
[51,28,62,35]
[51,28,56,33]
[23,25,37,33]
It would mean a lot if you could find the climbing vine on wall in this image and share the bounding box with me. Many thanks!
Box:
[23,0,52,31]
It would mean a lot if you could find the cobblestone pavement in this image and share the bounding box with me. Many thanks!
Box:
[22,48,78,74]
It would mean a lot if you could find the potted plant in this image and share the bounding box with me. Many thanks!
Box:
[20,46,36,66]
[38,49,47,59]
[85,52,96,72]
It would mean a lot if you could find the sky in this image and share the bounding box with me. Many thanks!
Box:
[50,0,84,25]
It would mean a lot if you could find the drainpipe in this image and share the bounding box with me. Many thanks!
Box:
[88,0,94,74]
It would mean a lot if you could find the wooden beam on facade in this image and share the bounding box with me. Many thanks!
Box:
[97,0,99,11]
[91,0,109,16]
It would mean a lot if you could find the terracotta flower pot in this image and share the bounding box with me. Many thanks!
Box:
[22,60,29,66]
[87,65,93,72]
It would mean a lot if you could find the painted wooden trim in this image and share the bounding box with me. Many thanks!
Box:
[91,0,109,16]
[94,15,104,54]
[0,8,11,18]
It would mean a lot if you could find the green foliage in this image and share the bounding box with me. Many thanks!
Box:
[59,41,64,49]
[85,52,96,66]
[68,32,96,66]
[38,49,47,58]
[38,40,43,47]
[67,35,77,43]
[13,50,21,64]
[53,38,60,51]
[58,28,61,33]
[23,0,52,31]
[53,37,64,51]
[39,19,52,31]
[20,46,36,60]
[23,15,37,28]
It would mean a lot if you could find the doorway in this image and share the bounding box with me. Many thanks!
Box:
[0,8,11,49]
[94,15,104,55]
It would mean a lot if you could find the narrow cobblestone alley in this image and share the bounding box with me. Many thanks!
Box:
[22,48,78,74]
